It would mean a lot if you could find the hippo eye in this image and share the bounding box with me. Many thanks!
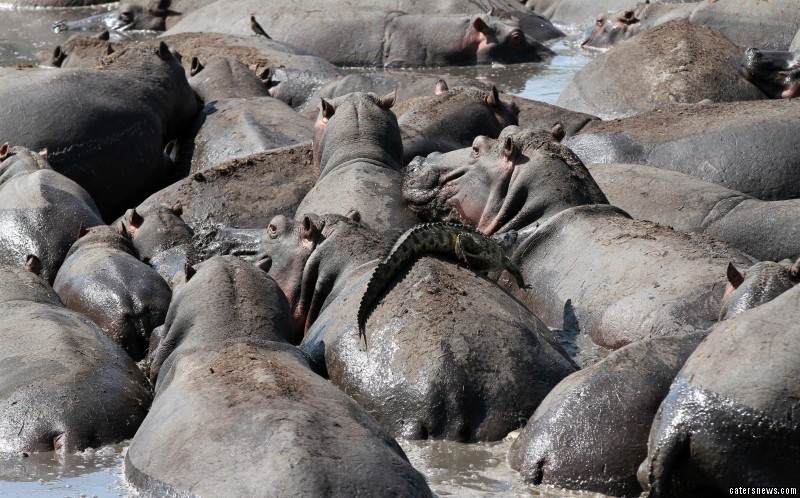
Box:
[596,18,604,27]
[471,144,481,157]
[119,11,133,24]
[268,223,278,238]
[510,30,524,47]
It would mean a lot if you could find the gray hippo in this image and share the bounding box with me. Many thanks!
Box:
[581,0,800,51]
[743,47,800,99]
[53,0,214,33]
[118,203,195,286]
[0,41,198,218]
[46,31,116,69]
[509,331,707,496]
[11,0,111,6]
[557,19,766,119]
[299,72,491,115]
[0,145,103,284]
[719,259,800,320]
[524,0,691,27]
[565,99,800,201]
[180,56,314,174]
[0,262,151,454]
[157,32,344,109]
[127,255,432,496]
[297,92,420,240]
[53,225,172,360]
[638,284,800,496]
[251,213,576,442]
[165,1,553,67]
[403,127,753,349]
[506,95,599,139]
[586,163,800,261]
[398,86,520,165]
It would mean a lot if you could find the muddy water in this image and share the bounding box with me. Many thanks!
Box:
[0,7,602,497]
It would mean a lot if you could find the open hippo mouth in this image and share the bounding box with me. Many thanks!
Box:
[402,154,467,224]
[743,48,800,99]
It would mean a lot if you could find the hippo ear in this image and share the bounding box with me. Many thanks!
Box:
[0,143,9,161]
[105,45,115,56]
[38,149,49,162]
[171,202,183,217]
[258,67,272,85]
[377,90,396,110]
[502,136,519,163]
[118,222,129,239]
[301,215,318,240]
[77,223,89,239]
[550,123,566,142]
[130,208,144,228]
[52,46,65,68]
[155,41,171,61]
[435,79,449,95]
[791,258,800,280]
[184,263,196,282]
[96,29,110,41]
[621,9,639,24]
[25,255,42,276]
[486,86,501,107]
[190,57,204,77]
[255,255,272,273]
[472,17,493,37]
[726,262,745,289]
[345,209,361,223]
[320,98,336,122]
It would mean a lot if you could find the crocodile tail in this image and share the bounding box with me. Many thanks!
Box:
[357,260,394,339]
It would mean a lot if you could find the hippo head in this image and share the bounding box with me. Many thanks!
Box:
[470,15,552,64]
[0,145,50,185]
[581,9,640,49]
[255,212,384,341]
[402,126,608,235]
[399,86,520,164]
[119,202,193,262]
[314,91,403,176]
[65,224,139,261]
[719,260,800,320]
[743,48,800,99]
[52,1,179,34]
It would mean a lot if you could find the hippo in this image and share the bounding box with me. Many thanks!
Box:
[565,99,800,201]
[165,1,554,67]
[249,213,577,442]
[524,0,691,27]
[43,31,116,69]
[586,163,800,261]
[0,262,151,454]
[719,259,800,320]
[557,19,766,120]
[509,331,707,496]
[187,55,269,102]
[397,86,519,165]
[53,225,172,360]
[403,126,753,349]
[52,0,212,33]
[505,94,599,139]
[638,284,800,496]
[743,48,800,99]
[127,255,432,496]
[11,0,112,6]
[0,145,103,284]
[0,41,198,219]
[118,203,195,286]
[180,56,313,173]
[581,0,800,51]
[297,92,420,240]
[300,72,491,116]
[156,32,344,108]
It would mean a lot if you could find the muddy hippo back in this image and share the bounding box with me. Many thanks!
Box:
[128,256,432,496]
[0,264,151,454]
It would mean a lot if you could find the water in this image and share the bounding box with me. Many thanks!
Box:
[0,8,599,497]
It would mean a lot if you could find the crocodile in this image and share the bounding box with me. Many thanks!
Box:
[357,223,529,342]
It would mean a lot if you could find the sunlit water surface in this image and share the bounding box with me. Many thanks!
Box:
[0,7,600,497]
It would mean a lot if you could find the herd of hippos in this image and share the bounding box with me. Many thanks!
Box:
[0,0,799,496]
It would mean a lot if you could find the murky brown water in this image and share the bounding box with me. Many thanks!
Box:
[0,6,601,497]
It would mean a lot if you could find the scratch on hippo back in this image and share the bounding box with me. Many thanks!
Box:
[356,222,515,346]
